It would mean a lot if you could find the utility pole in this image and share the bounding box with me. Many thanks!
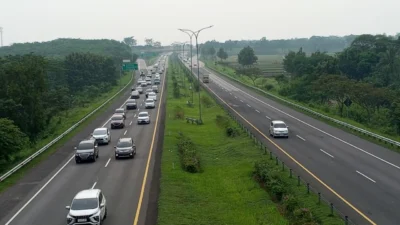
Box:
[0,27,3,47]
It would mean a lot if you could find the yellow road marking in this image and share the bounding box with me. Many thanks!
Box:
[133,61,167,225]
[204,84,377,225]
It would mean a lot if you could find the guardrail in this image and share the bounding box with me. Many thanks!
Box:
[0,73,134,183]
[204,64,400,148]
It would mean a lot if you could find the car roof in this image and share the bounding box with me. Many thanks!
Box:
[94,127,107,132]
[272,120,285,124]
[116,108,124,110]
[118,137,132,143]
[112,113,123,117]
[74,189,100,199]
[149,92,156,95]
[79,139,95,145]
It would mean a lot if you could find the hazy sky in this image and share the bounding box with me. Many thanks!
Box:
[0,0,399,46]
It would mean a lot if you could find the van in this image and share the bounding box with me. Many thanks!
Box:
[131,90,140,99]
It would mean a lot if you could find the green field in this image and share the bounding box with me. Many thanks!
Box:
[157,57,344,225]
[223,55,287,76]
[0,72,133,193]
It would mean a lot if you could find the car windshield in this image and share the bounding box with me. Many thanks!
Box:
[146,99,154,103]
[127,100,136,103]
[149,93,155,96]
[92,129,106,135]
[139,112,148,117]
[274,123,287,128]
[112,115,123,120]
[77,142,94,150]
[117,141,132,148]
[115,109,124,113]
[71,198,98,210]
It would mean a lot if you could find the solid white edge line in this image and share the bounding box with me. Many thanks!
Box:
[255,110,260,113]
[104,158,111,168]
[91,182,97,189]
[296,135,306,141]
[4,61,147,225]
[207,69,400,170]
[356,171,376,183]
[320,149,334,158]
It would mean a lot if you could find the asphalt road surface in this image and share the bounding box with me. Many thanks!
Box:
[0,56,168,225]
[182,56,400,225]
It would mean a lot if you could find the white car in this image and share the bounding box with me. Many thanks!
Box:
[91,128,111,144]
[145,99,155,108]
[269,120,289,138]
[148,92,157,101]
[137,112,150,124]
[66,189,107,225]
[155,74,160,79]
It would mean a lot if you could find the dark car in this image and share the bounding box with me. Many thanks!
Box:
[126,99,137,110]
[110,114,125,129]
[114,137,136,159]
[74,139,99,163]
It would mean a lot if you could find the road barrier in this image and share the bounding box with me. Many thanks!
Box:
[0,73,134,183]
[176,57,356,225]
[205,64,400,148]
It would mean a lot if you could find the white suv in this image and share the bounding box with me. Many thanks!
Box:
[66,189,107,225]
[269,120,289,138]
[91,128,111,145]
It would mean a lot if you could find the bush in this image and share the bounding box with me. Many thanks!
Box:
[264,84,274,91]
[174,106,185,119]
[173,85,180,98]
[292,208,318,225]
[176,133,201,173]
[201,95,214,108]
[215,115,231,128]
[226,126,240,137]
[282,194,299,215]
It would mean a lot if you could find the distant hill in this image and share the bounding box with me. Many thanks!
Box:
[0,38,132,61]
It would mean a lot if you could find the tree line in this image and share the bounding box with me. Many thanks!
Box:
[0,39,134,171]
[280,34,400,135]
[200,34,400,55]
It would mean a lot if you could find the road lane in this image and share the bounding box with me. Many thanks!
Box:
[0,57,167,225]
[179,57,400,224]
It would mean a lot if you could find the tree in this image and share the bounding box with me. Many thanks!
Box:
[217,48,228,61]
[123,36,137,47]
[238,46,258,67]
[154,41,162,47]
[0,118,29,162]
[145,38,154,47]
[236,67,262,86]
[208,46,216,57]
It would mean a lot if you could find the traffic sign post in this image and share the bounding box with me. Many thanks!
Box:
[122,63,138,71]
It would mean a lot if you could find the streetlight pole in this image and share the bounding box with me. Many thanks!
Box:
[178,30,194,103]
[178,25,213,123]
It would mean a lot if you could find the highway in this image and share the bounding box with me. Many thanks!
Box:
[183,57,400,225]
[0,57,167,225]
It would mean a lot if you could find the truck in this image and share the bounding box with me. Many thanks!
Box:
[202,74,209,83]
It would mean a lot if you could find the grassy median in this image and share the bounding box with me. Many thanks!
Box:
[0,72,134,193]
[157,57,345,225]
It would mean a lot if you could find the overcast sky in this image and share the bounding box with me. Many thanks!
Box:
[0,0,399,46]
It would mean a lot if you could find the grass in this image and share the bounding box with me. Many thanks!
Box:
[205,59,400,152]
[222,54,287,76]
[157,58,344,225]
[0,72,134,193]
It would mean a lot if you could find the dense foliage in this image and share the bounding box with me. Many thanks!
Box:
[0,48,124,170]
[0,38,136,63]
[200,35,366,55]
[281,34,400,135]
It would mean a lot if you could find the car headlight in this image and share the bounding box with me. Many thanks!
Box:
[75,153,80,156]
[91,211,101,222]
[89,152,94,155]
[67,215,74,224]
